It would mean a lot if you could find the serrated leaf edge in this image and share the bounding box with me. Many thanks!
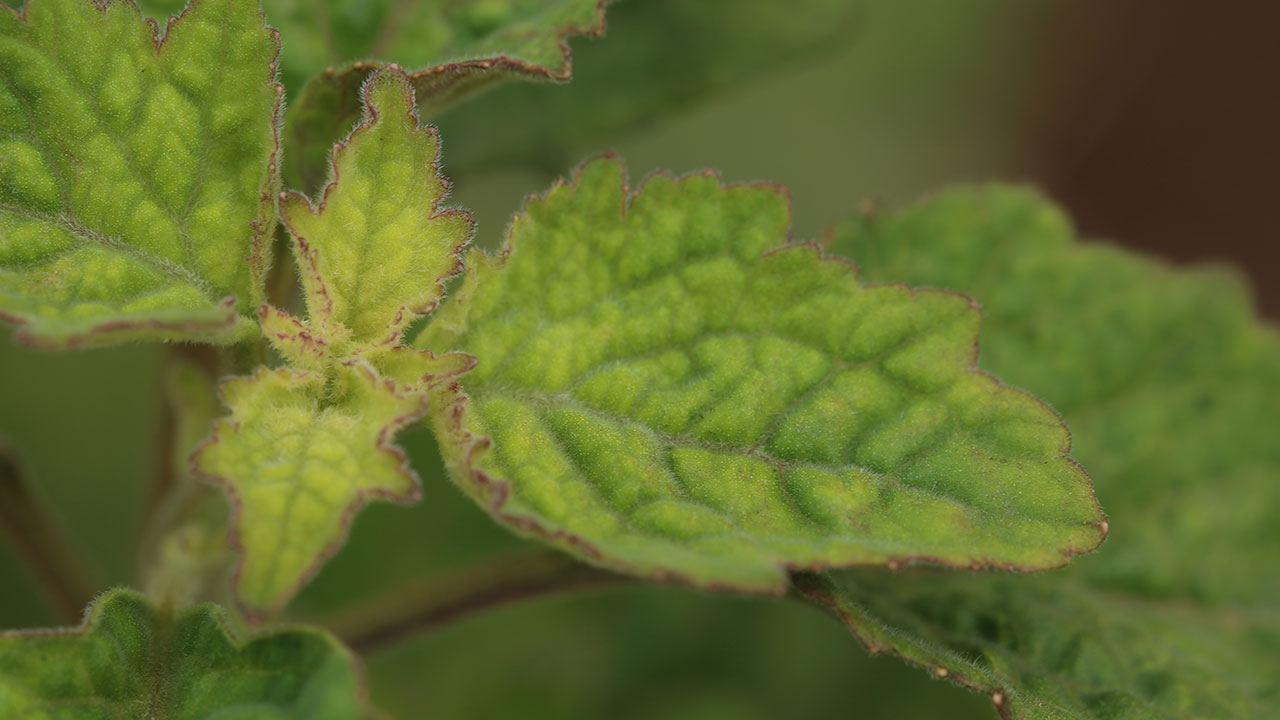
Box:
[281,65,474,348]
[367,344,479,395]
[430,154,1107,595]
[283,1,610,190]
[0,587,373,715]
[306,0,609,97]
[0,0,286,347]
[0,298,245,349]
[191,361,431,621]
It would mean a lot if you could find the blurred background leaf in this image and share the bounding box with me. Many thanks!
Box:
[279,0,860,195]
[2,0,1275,717]
[815,185,1280,717]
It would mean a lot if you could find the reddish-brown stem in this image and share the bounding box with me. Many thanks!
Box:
[324,548,628,655]
[265,224,298,313]
[0,445,97,624]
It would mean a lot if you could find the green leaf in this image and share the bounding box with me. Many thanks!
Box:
[0,0,282,347]
[434,0,861,176]
[802,186,1280,718]
[193,66,475,619]
[193,362,430,619]
[157,0,606,96]
[0,589,366,719]
[280,66,472,350]
[283,1,862,195]
[281,0,605,192]
[416,157,1104,593]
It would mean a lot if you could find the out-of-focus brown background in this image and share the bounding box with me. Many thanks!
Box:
[1028,0,1279,317]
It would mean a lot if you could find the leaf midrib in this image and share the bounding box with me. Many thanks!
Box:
[474,384,1084,529]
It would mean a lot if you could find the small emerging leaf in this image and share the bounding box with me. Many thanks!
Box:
[197,67,475,618]
[0,589,366,719]
[0,0,282,347]
[280,67,472,349]
[194,363,427,618]
[803,186,1280,718]
[417,157,1105,593]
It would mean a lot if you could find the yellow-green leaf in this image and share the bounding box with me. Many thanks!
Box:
[416,157,1105,593]
[0,0,281,347]
[193,362,428,618]
[280,66,472,349]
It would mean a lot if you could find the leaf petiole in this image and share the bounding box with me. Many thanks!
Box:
[0,444,97,624]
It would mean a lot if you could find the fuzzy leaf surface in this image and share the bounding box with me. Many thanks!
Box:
[280,67,472,349]
[279,0,604,191]
[0,589,365,719]
[803,186,1280,718]
[198,67,473,618]
[417,157,1104,593]
[0,0,281,347]
[192,363,428,618]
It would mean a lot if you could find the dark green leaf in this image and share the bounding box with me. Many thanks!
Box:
[0,589,367,718]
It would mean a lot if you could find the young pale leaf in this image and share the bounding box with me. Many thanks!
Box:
[416,157,1105,593]
[281,0,605,192]
[258,303,475,393]
[0,0,281,347]
[194,67,475,618]
[804,186,1280,718]
[0,589,366,719]
[280,66,472,349]
[193,363,429,619]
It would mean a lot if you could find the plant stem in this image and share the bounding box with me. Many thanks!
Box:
[138,345,222,574]
[0,444,97,624]
[265,225,298,312]
[326,548,628,655]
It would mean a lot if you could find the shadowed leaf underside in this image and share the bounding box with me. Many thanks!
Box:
[280,0,606,192]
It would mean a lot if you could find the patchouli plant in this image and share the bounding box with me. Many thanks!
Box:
[1,1,1276,718]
